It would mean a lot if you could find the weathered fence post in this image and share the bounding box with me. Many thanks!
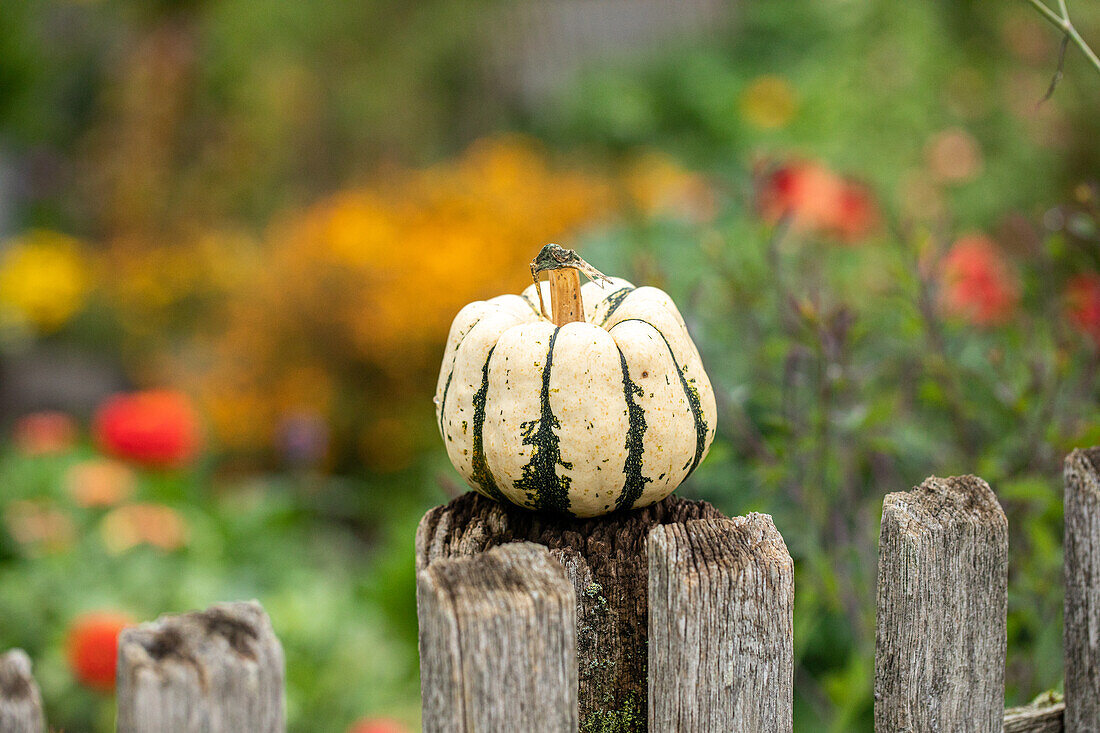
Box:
[116,600,285,733]
[648,514,794,733]
[417,492,724,729]
[1065,447,1100,732]
[874,475,1008,733]
[417,541,577,732]
[0,649,45,733]
[1003,692,1065,733]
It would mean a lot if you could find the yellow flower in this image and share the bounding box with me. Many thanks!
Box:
[0,230,92,332]
[739,75,799,130]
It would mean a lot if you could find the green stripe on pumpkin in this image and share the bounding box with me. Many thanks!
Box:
[610,318,708,478]
[597,286,636,326]
[437,371,453,438]
[615,346,651,511]
[437,317,482,437]
[514,327,572,513]
[521,295,541,316]
[469,345,507,503]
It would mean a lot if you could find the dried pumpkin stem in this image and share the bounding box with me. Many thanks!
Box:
[530,243,612,326]
[549,268,584,326]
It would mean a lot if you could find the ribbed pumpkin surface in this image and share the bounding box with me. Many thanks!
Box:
[435,277,716,517]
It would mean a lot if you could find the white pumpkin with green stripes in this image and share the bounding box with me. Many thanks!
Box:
[434,256,717,518]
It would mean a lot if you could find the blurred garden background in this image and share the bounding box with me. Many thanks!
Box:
[1,0,1099,730]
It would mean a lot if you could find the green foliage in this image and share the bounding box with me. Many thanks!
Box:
[573,194,1098,731]
[2,0,1098,730]
[538,0,1098,226]
[532,6,1100,723]
[0,449,422,732]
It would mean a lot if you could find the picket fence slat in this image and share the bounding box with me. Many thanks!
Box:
[874,475,1009,733]
[116,600,285,733]
[648,515,793,733]
[0,649,45,733]
[417,541,578,733]
[1064,448,1100,733]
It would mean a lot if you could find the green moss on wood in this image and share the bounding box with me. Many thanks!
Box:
[582,694,644,733]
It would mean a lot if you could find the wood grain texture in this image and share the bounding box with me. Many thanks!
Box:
[549,267,584,325]
[874,475,1008,733]
[116,600,285,733]
[648,515,793,733]
[1003,695,1064,733]
[0,650,45,733]
[416,491,723,729]
[1064,448,1100,733]
[418,541,577,733]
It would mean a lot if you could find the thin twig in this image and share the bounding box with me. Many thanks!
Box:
[1039,34,1070,104]
[1025,0,1100,78]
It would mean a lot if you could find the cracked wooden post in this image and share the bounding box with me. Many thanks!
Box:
[417,541,577,733]
[873,475,1008,733]
[417,492,724,729]
[1065,447,1100,732]
[648,514,793,733]
[116,600,285,733]
[0,650,45,733]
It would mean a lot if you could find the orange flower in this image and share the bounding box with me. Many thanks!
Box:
[347,719,411,733]
[100,503,189,553]
[3,499,75,554]
[67,459,137,508]
[622,151,715,222]
[12,411,77,456]
[757,161,876,243]
[835,183,877,242]
[66,611,133,692]
[93,390,202,468]
[1066,273,1100,347]
[925,128,983,184]
[174,135,615,453]
[939,235,1019,325]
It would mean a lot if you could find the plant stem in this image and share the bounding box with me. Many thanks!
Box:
[529,242,608,323]
[549,267,584,326]
[1026,0,1100,76]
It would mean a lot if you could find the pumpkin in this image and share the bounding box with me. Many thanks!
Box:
[434,245,716,517]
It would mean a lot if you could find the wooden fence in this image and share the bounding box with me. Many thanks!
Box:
[414,449,1100,732]
[1,601,284,733]
[1,448,1097,731]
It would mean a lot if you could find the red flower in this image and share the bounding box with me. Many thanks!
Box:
[939,235,1019,325]
[12,411,77,456]
[66,611,133,692]
[835,184,877,242]
[757,160,877,243]
[347,719,410,733]
[93,391,202,468]
[1066,273,1100,347]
